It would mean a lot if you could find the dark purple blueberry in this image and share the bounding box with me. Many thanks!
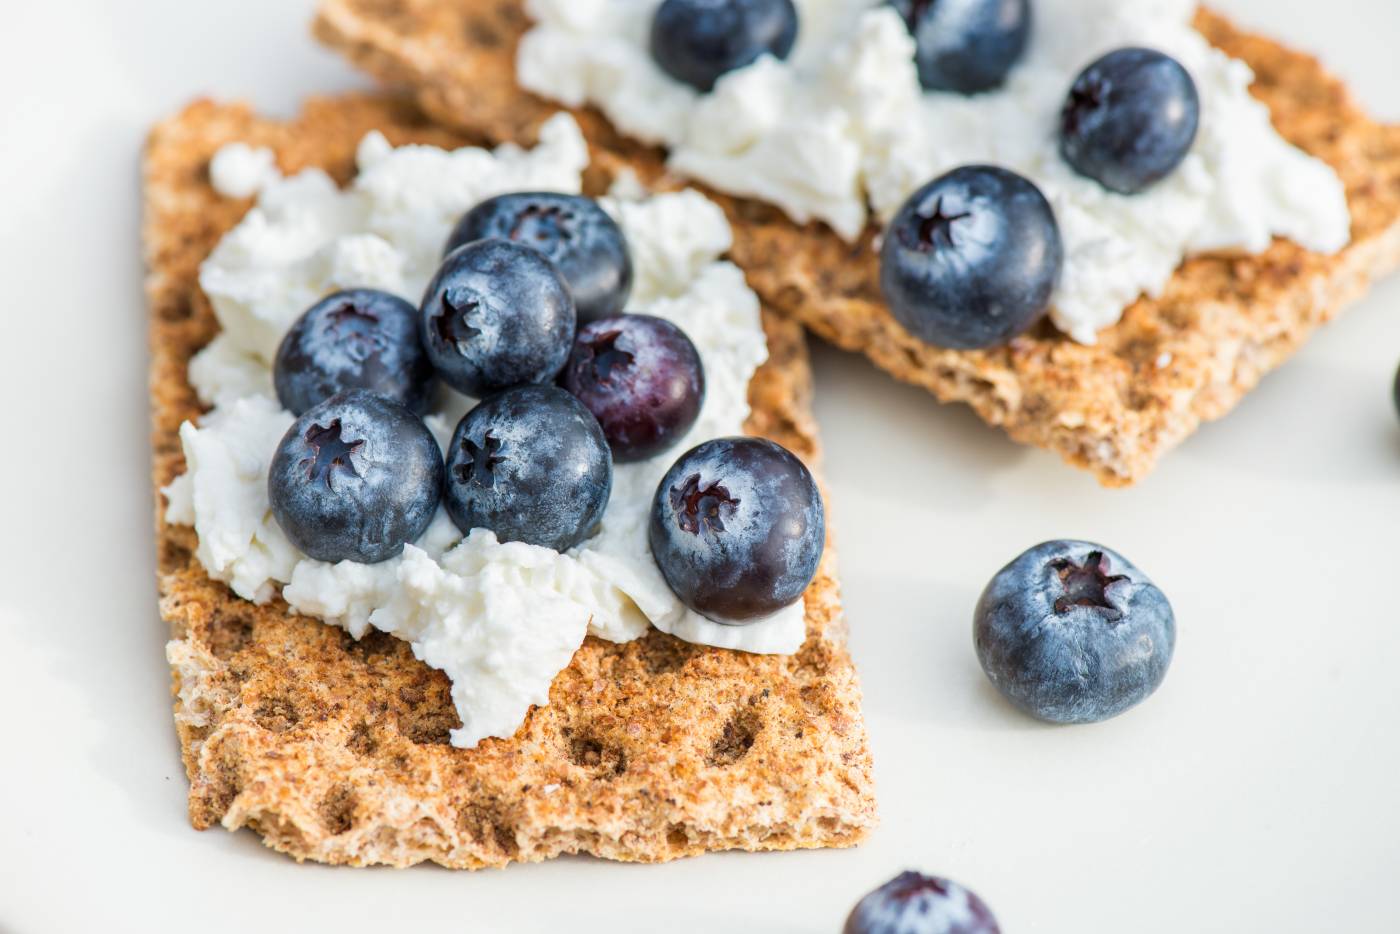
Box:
[268,390,444,564]
[845,872,1001,934]
[650,0,799,93]
[880,165,1062,350]
[560,315,705,463]
[649,437,823,624]
[975,540,1176,724]
[272,288,435,416]
[1060,47,1200,194]
[444,385,612,551]
[419,239,575,398]
[445,193,633,324]
[890,0,1030,94]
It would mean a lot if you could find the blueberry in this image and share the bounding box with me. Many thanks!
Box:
[268,390,444,564]
[1060,48,1200,195]
[845,872,1001,934]
[649,437,823,624]
[273,288,436,416]
[890,0,1030,94]
[445,193,633,325]
[880,165,1062,350]
[419,239,576,397]
[974,540,1176,724]
[560,315,705,463]
[444,385,612,551]
[650,0,799,93]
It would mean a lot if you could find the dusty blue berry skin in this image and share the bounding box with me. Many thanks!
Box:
[273,288,436,416]
[649,437,823,624]
[1060,47,1200,195]
[845,872,1001,934]
[268,390,444,565]
[1392,361,1400,420]
[445,192,633,324]
[974,540,1176,724]
[419,239,576,397]
[650,0,799,92]
[880,165,1062,350]
[444,385,612,551]
[560,314,705,463]
[890,0,1030,94]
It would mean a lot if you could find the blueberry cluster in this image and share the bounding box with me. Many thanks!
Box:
[263,190,823,626]
[647,0,1201,351]
[879,43,1200,351]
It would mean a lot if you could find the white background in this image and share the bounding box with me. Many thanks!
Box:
[1,1,1398,931]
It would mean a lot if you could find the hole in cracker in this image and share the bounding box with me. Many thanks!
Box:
[252,695,300,733]
[566,732,628,776]
[635,629,697,675]
[319,784,359,836]
[346,721,379,758]
[457,799,519,857]
[707,709,762,767]
[207,606,254,660]
[344,628,401,662]
[393,671,461,745]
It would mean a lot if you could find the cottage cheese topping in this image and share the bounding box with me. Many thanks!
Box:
[165,116,806,747]
[209,142,280,199]
[517,0,1352,343]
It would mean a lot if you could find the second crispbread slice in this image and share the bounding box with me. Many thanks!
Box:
[147,93,875,868]
[313,1,1400,486]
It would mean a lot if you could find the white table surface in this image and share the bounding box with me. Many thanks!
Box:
[2,1,1398,931]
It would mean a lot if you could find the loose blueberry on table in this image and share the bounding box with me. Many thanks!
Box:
[845,871,1001,934]
[273,288,436,416]
[649,436,823,624]
[1060,47,1201,195]
[445,192,634,324]
[880,164,1063,350]
[268,389,444,564]
[650,0,800,92]
[890,0,1031,95]
[974,540,1176,724]
[444,384,613,552]
[1391,360,1400,420]
[419,238,576,398]
[561,314,706,463]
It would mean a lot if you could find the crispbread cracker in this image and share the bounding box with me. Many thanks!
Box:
[146,94,875,868]
[313,2,1400,485]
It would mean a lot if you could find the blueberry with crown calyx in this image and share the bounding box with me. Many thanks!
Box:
[274,288,435,416]
[974,540,1176,723]
[845,871,1001,934]
[890,0,1031,94]
[444,384,612,552]
[445,192,633,324]
[561,314,705,462]
[1060,47,1200,194]
[649,437,823,624]
[419,238,575,398]
[650,0,799,93]
[880,164,1062,350]
[268,390,444,564]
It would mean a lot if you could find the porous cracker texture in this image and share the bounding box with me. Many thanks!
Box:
[145,94,876,868]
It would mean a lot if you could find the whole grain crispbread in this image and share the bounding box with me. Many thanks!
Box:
[146,94,875,868]
[313,2,1400,485]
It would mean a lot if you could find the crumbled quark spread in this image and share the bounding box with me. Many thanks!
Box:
[165,114,806,748]
[517,0,1351,343]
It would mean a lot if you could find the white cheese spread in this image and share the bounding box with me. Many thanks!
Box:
[165,115,806,747]
[516,0,1351,343]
